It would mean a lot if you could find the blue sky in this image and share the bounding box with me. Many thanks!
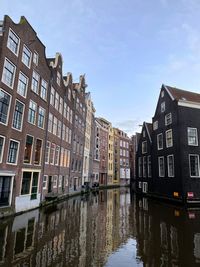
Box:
[1,0,200,135]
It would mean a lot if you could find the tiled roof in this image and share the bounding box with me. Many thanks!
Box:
[164,85,200,103]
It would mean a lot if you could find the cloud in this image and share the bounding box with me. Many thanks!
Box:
[114,119,142,136]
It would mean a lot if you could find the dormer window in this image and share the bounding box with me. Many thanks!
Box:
[161,102,165,113]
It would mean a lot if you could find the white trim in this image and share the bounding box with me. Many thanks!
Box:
[28,100,37,125]
[0,175,14,207]
[20,170,40,196]
[189,154,200,178]
[0,135,6,163]
[187,127,198,146]
[167,154,174,177]
[12,99,25,132]
[157,133,163,150]
[45,141,51,164]
[142,182,148,193]
[166,129,173,148]
[1,57,16,89]
[165,113,172,126]
[158,156,165,177]
[144,122,152,143]
[142,141,147,154]
[0,88,12,126]
[7,28,20,56]
[22,44,32,69]
[6,139,20,165]
[37,106,45,129]
[178,100,200,110]
[163,85,175,101]
[42,175,48,190]
[17,71,29,98]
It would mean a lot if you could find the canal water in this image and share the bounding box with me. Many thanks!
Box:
[0,188,200,267]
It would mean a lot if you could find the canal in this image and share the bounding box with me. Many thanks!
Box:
[0,188,200,266]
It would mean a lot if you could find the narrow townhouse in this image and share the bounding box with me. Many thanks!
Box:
[70,75,87,192]
[82,92,95,187]
[0,15,50,214]
[42,54,72,200]
[135,122,152,194]
[151,84,200,204]
[108,123,114,185]
[92,118,101,186]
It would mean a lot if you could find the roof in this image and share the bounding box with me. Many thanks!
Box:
[145,122,152,136]
[164,84,200,103]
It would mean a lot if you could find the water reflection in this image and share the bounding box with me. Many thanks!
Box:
[1,190,200,266]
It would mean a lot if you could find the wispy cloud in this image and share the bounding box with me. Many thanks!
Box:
[114,119,142,136]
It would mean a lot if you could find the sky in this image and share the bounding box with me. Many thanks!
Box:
[1,0,200,136]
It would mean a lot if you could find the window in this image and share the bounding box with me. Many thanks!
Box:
[38,107,45,129]
[7,140,19,164]
[158,157,165,177]
[45,141,51,164]
[7,28,20,55]
[55,92,59,110]
[57,71,61,86]
[0,136,5,163]
[188,128,198,146]
[28,100,37,124]
[12,100,24,130]
[43,175,47,189]
[55,145,60,166]
[33,52,38,65]
[161,102,165,113]
[58,175,62,187]
[48,113,53,133]
[40,79,47,100]
[161,90,164,98]
[59,97,63,114]
[22,45,32,68]
[50,143,56,165]
[17,72,28,97]
[189,154,200,177]
[68,89,71,100]
[167,155,174,177]
[21,171,39,200]
[138,157,142,177]
[143,156,146,177]
[53,175,58,188]
[157,133,163,150]
[57,120,62,138]
[50,87,55,106]
[31,71,40,94]
[2,58,16,88]
[166,129,173,148]
[153,120,158,130]
[148,156,152,177]
[53,117,57,135]
[165,113,172,126]
[142,141,147,154]
[24,135,33,164]
[0,89,11,125]
[34,139,42,165]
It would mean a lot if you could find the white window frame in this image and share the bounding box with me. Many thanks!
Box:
[22,44,32,68]
[17,71,28,98]
[161,101,165,113]
[158,156,165,177]
[58,175,62,187]
[45,141,51,164]
[28,100,37,125]
[188,127,198,146]
[138,181,142,188]
[7,28,20,56]
[165,113,172,126]
[157,133,163,150]
[12,99,25,132]
[42,175,48,189]
[143,156,146,177]
[167,155,174,177]
[166,129,173,148]
[0,88,12,126]
[147,155,151,177]
[1,58,16,89]
[142,141,147,154]
[40,79,47,101]
[31,70,40,94]
[33,51,39,65]
[23,134,34,165]
[38,106,45,129]
[53,175,58,188]
[143,182,148,193]
[153,120,158,130]
[0,135,5,163]
[189,154,200,178]
[7,139,20,165]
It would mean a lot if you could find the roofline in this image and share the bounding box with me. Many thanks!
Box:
[163,84,175,101]
[144,122,152,143]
